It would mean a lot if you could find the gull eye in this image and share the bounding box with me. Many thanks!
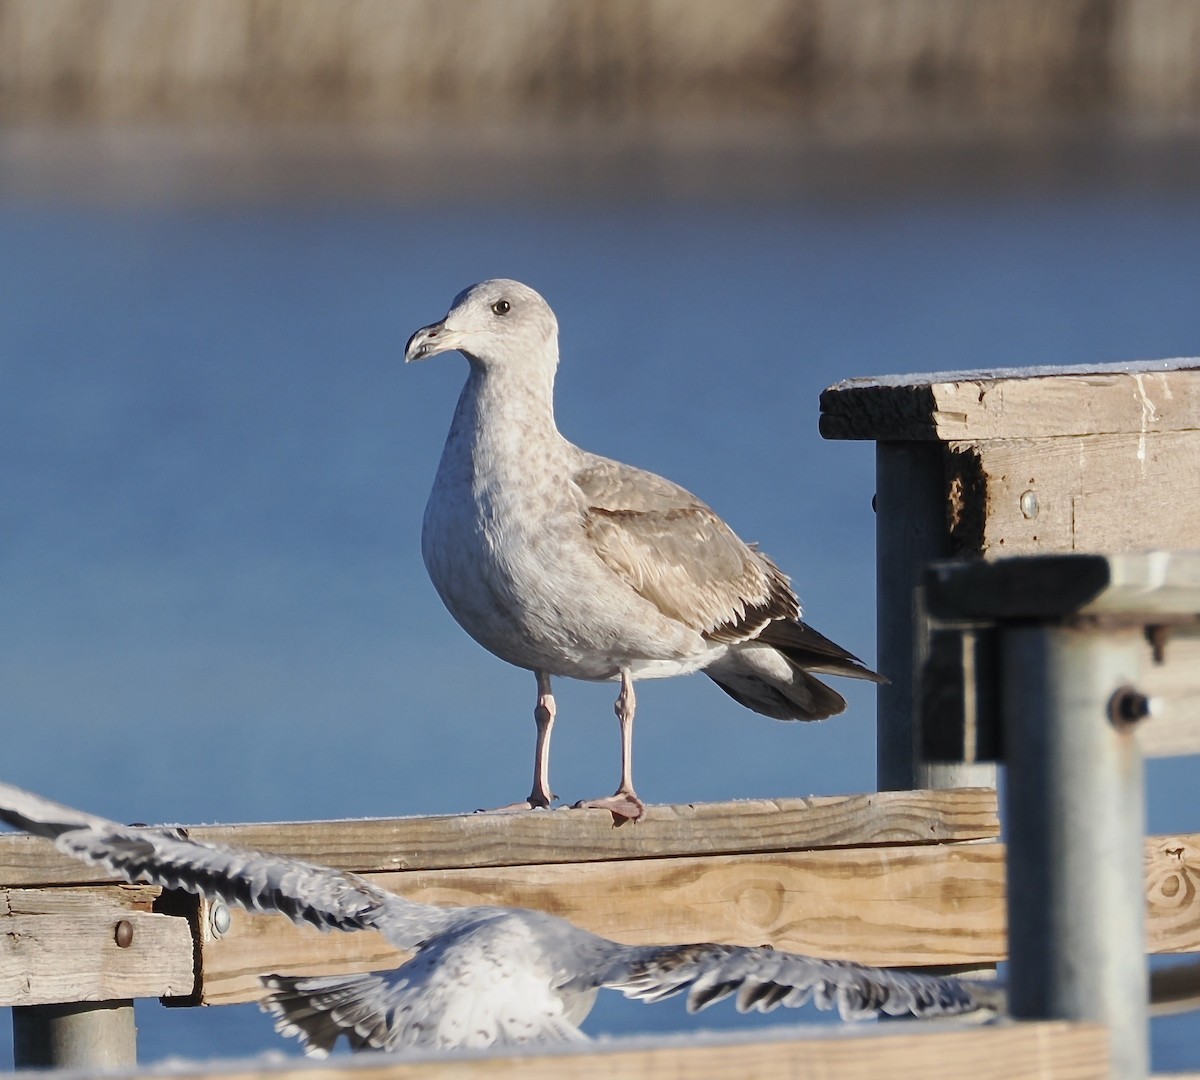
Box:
[491,300,511,316]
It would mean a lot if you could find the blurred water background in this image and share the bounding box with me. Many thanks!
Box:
[2,0,1200,1071]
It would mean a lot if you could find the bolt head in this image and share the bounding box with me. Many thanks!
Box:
[1109,685,1152,728]
[210,900,232,937]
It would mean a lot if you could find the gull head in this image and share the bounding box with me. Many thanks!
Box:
[405,279,559,371]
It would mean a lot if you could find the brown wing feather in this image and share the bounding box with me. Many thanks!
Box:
[574,457,799,641]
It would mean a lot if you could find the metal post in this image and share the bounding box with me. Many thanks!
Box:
[875,442,997,791]
[1002,624,1148,1080]
[12,1001,137,1070]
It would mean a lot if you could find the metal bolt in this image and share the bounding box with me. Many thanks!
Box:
[1020,490,1039,519]
[210,899,232,938]
[114,920,134,948]
[1109,685,1152,729]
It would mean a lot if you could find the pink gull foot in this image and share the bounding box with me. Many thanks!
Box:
[572,789,646,826]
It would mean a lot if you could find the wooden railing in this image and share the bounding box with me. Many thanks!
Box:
[5,359,1200,1078]
[2,785,1199,1077]
[822,358,1200,1079]
[3,789,1000,1008]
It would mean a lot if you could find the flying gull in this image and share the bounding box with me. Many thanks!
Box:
[0,781,999,1055]
[407,280,884,820]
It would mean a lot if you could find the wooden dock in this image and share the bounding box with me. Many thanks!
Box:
[4,359,1200,1077]
[45,1022,1117,1080]
[2,785,1198,1076]
[0,787,1131,1078]
[2,789,1003,1008]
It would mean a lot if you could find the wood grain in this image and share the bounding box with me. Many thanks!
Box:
[2,830,1197,1010]
[0,885,195,1006]
[945,431,1200,557]
[196,841,1007,1004]
[0,788,1001,887]
[98,1021,1112,1080]
[1146,835,1200,956]
[2,882,160,915]
[194,833,1200,1006]
[821,366,1200,442]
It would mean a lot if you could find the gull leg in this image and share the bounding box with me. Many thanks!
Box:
[575,669,646,823]
[528,670,557,808]
[477,670,557,814]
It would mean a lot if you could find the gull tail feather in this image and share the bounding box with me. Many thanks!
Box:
[756,619,888,684]
[706,658,848,720]
[705,621,884,722]
[261,973,395,1056]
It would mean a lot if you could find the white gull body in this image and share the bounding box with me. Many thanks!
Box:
[0,781,1000,1055]
[407,280,884,819]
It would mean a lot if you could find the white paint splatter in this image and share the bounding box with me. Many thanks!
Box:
[1132,373,1161,466]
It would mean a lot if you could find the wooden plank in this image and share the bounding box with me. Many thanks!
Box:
[194,832,1200,1006]
[944,432,1200,557]
[0,885,195,1006]
[195,842,1007,1004]
[1,831,1196,1010]
[99,1021,1112,1080]
[1147,835,1200,956]
[820,362,1200,442]
[0,789,1001,887]
[3,882,161,915]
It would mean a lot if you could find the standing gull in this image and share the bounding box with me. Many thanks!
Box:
[407,280,884,821]
[0,781,1000,1055]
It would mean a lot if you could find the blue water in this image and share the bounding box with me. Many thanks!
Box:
[2,163,1198,1068]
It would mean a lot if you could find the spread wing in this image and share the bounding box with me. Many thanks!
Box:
[574,455,799,642]
[0,781,461,949]
[261,919,596,1055]
[600,942,1003,1020]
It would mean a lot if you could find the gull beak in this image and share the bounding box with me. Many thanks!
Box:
[405,320,456,363]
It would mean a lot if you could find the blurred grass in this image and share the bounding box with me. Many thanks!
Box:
[3,0,1200,135]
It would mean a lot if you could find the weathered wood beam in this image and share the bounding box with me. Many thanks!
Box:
[190,832,1200,1007]
[824,363,1200,783]
[0,884,194,1006]
[2,808,1196,1010]
[0,788,1002,887]
[3,828,1196,1010]
[194,842,1010,1005]
[820,362,1200,442]
[51,1021,1112,1080]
